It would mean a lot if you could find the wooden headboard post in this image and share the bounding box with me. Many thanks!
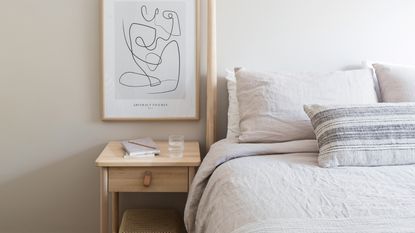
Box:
[206,0,217,150]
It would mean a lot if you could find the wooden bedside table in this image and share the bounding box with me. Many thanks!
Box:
[96,141,201,233]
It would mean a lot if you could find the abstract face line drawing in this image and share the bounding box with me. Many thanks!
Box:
[102,0,199,119]
[119,4,182,95]
[141,5,182,37]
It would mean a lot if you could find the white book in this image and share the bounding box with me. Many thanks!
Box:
[123,153,155,159]
[121,137,160,157]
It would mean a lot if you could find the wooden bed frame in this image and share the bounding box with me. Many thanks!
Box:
[206,0,217,149]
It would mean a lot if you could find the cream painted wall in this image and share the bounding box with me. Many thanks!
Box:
[0,0,205,232]
[1,0,415,232]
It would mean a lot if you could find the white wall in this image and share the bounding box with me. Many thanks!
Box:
[1,0,414,232]
[0,0,205,232]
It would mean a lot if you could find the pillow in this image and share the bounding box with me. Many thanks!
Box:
[226,70,240,139]
[304,103,415,168]
[236,68,379,143]
[372,63,415,102]
[361,61,382,101]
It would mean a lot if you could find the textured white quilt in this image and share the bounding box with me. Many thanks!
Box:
[184,140,415,233]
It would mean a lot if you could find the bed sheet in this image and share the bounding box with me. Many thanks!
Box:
[184,140,415,233]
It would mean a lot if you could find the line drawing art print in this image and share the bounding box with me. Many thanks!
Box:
[102,0,198,120]
[115,1,186,99]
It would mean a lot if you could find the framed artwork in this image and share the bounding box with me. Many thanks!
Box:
[101,0,200,120]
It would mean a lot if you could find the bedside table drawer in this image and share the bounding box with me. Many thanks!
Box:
[108,167,188,192]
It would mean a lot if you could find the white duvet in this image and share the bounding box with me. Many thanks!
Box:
[184,140,415,233]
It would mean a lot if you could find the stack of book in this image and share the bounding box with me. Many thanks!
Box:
[121,137,160,158]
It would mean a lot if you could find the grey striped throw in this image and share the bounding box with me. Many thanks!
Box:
[304,103,415,168]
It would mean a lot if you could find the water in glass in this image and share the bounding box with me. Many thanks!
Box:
[168,135,184,158]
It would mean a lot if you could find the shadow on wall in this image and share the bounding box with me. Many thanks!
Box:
[0,145,102,233]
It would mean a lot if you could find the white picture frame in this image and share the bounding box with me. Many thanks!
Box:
[101,0,200,120]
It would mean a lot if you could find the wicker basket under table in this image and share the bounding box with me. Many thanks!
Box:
[119,209,185,233]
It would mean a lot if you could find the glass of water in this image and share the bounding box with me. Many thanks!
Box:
[168,135,184,158]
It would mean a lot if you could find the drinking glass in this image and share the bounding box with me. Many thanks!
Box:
[168,135,184,158]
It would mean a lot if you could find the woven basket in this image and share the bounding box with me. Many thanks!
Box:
[119,209,185,233]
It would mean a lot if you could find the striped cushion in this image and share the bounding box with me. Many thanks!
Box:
[304,103,415,168]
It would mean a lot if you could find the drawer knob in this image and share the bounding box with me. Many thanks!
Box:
[143,171,152,187]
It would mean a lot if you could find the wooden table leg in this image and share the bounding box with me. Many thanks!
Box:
[188,167,196,189]
[112,192,119,233]
[100,167,109,233]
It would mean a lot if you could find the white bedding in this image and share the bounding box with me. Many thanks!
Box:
[184,140,415,233]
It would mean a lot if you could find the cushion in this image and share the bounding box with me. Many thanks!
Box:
[372,63,415,102]
[236,68,379,143]
[304,103,415,168]
[226,70,240,139]
[361,60,382,100]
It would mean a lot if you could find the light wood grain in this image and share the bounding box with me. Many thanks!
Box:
[111,192,119,233]
[99,0,105,121]
[188,167,196,189]
[143,171,152,187]
[100,168,108,233]
[97,141,200,232]
[206,0,217,149]
[109,167,188,192]
[194,0,201,120]
[95,141,201,167]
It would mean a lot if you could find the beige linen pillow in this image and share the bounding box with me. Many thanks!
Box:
[236,68,379,143]
[225,70,241,139]
[372,63,415,102]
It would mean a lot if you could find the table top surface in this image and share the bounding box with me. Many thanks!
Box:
[95,141,201,167]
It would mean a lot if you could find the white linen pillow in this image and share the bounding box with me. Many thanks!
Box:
[226,70,240,139]
[372,63,415,102]
[361,60,382,101]
[236,68,379,143]
[304,103,415,168]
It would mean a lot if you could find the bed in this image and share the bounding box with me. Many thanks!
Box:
[185,140,415,233]
[184,1,415,232]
